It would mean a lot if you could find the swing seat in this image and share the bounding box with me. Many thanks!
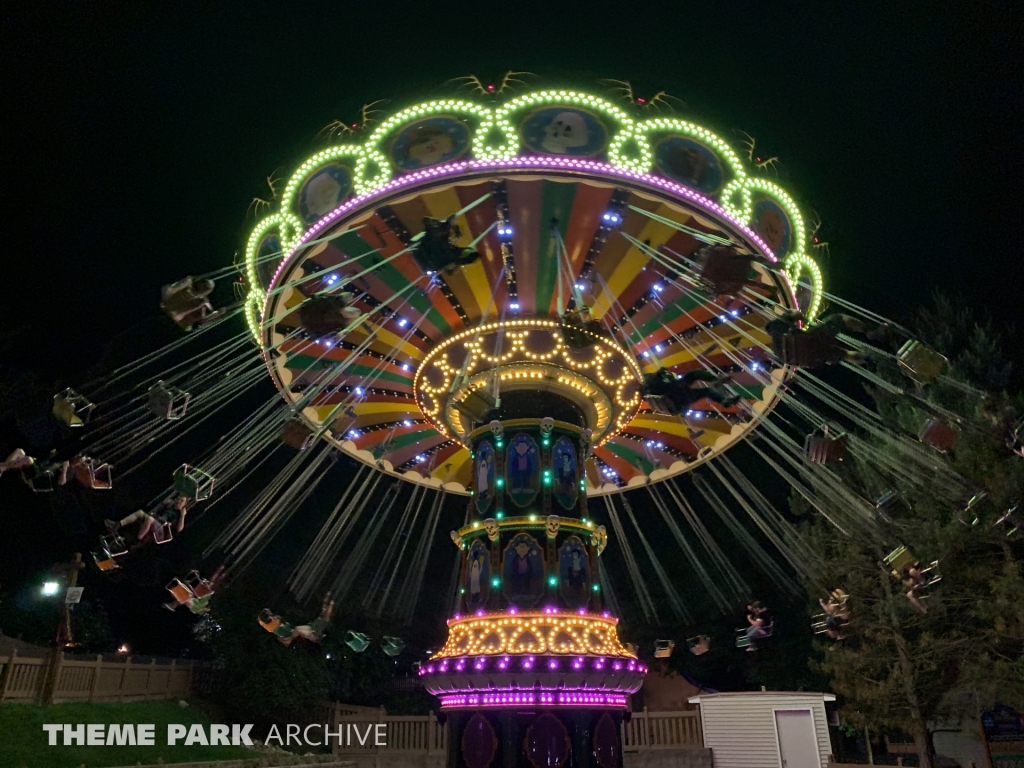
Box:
[687,636,710,656]
[173,464,215,501]
[148,381,191,420]
[413,219,480,274]
[258,609,282,633]
[700,247,755,296]
[381,636,405,657]
[308,617,330,638]
[452,388,497,424]
[299,295,359,337]
[561,319,606,350]
[166,578,194,605]
[992,505,1021,536]
[187,571,214,599]
[917,560,942,588]
[53,388,95,427]
[281,418,315,450]
[102,535,129,558]
[875,490,899,511]
[161,278,217,330]
[897,340,948,383]
[93,550,119,572]
[653,640,675,658]
[883,546,916,576]
[29,470,55,493]
[804,428,848,464]
[777,329,842,368]
[273,622,296,639]
[152,522,173,545]
[919,418,959,452]
[645,395,678,416]
[345,631,371,653]
[88,460,113,490]
[186,594,213,615]
[735,622,774,649]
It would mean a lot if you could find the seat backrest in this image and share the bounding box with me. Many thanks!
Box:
[152,523,173,545]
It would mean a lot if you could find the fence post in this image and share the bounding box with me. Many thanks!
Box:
[168,659,176,697]
[46,651,65,705]
[0,648,17,703]
[89,655,102,702]
[120,657,131,702]
[427,711,436,754]
[643,707,650,748]
[148,659,157,700]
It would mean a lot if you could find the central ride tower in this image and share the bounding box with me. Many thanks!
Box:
[421,417,645,768]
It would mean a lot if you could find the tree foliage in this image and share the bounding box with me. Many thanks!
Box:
[802,296,1024,766]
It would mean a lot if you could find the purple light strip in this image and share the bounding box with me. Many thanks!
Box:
[438,689,629,709]
[419,656,646,675]
[264,156,780,318]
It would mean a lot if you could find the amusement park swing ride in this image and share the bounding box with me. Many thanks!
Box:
[22,75,1023,767]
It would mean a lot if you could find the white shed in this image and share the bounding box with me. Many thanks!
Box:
[688,691,836,768]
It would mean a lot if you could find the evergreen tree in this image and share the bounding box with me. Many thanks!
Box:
[803,297,1024,768]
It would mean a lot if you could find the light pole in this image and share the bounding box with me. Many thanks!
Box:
[42,553,84,704]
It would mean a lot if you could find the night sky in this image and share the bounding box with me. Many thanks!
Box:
[2,4,1022,654]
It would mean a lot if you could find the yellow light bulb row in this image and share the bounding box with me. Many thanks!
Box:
[432,614,633,659]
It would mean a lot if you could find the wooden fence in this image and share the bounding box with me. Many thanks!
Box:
[330,706,448,756]
[0,648,198,704]
[621,707,704,750]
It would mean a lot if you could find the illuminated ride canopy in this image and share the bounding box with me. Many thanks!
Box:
[247,89,824,495]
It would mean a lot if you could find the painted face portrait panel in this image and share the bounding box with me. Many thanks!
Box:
[552,436,579,510]
[503,532,545,607]
[521,107,607,157]
[298,164,353,224]
[752,199,792,258]
[655,137,723,195]
[465,539,490,608]
[506,434,539,508]
[475,440,496,515]
[390,116,471,171]
[558,536,590,608]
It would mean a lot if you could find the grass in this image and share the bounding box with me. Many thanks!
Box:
[0,700,258,768]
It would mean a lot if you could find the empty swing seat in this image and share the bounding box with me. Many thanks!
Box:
[345,631,371,652]
[53,388,95,427]
[920,418,959,452]
[166,578,194,605]
[381,636,405,657]
[897,340,948,383]
[654,640,675,658]
[101,534,128,560]
[188,571,214,599]
[687,636,710,656]
[258,609,282,633]
[281,418,315,450]
[173,464,215,501]
[148,381,191,420]
[883,545,916,577]
[93,550,119,572]
[186,595,212,615]
[804,429,849,464]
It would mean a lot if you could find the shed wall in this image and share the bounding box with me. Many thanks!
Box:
[698,695,831,768]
